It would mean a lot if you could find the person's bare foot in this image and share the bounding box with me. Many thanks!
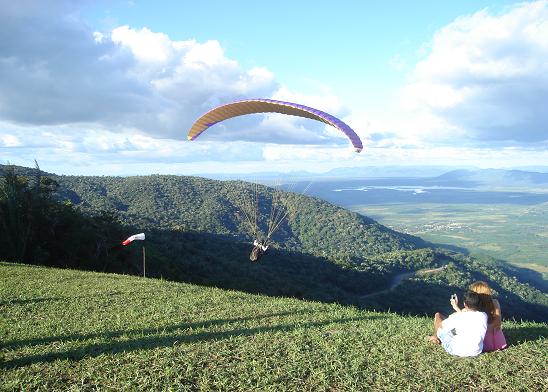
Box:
[427,335,441,344]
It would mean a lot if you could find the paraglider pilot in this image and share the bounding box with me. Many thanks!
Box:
[250,239,268,262]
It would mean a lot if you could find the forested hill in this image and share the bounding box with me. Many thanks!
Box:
[1,165,547,321]
[55,174,426,261]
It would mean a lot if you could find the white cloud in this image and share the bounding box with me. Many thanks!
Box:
[271,86,345,115]
[401,1,548,144]
[262,144,356,162]
[3,119,546,175]
[111,26,180,63]
[0,4,281,141]
[182,40,234,68]
[0,122,270,173]
[0,134,21,147]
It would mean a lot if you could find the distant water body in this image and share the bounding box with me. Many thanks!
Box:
[290,179,548,206]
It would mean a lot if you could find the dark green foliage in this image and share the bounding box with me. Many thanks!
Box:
[54,174,428,265]
[0,165,136,274]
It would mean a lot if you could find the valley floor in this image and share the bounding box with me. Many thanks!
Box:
[1,262,546,391]
[354,202,548,278]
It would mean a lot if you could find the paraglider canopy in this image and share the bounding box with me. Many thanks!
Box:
[187,98,363,152]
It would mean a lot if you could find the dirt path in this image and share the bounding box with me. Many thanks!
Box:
[416,265,447,275]
[361,264,448,299]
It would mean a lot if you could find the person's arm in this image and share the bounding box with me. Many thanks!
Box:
[491,299,502,330]
[450,295,462,312]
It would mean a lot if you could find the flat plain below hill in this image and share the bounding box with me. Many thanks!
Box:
[1,262,546,391]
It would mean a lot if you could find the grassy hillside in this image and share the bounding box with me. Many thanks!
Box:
[1,262,546,391]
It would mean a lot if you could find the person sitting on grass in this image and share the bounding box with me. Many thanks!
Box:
[428,291,488,357]
[451,281,508,352]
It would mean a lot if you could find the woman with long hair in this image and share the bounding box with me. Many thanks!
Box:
[451,281,507,352]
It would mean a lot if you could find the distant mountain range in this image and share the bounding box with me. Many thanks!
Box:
[198,166,469,180]
[198,166,548,190]
[436,169,548,187]
[3,163,546,187]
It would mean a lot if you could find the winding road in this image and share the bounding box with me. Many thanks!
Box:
[361,265,448,299]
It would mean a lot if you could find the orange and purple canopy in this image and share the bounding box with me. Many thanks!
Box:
[187,98,363,152]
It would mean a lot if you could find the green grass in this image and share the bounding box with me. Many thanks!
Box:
[1,262,546,391]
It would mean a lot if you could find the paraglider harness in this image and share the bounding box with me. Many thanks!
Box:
[239,181,311,262]
[250,239,269,262]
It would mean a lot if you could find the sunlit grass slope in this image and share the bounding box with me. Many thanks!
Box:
[1,262,546,391]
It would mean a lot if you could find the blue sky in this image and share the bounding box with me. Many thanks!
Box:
[1,0,547,175]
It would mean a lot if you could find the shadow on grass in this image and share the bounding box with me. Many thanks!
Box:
[2,313,385,369]
[0,297,66,306]
[2,309,318,350]
[0,291,128,307]
[503,324,548,345]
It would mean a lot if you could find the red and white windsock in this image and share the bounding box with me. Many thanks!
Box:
[122,233,145,246]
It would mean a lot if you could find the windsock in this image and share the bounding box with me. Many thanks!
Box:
[122,233,145,246]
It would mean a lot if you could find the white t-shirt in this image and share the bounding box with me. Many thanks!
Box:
[438,310,488,357]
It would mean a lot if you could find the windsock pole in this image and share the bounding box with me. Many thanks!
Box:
[121,233,146,277]
[142,246,146,278]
